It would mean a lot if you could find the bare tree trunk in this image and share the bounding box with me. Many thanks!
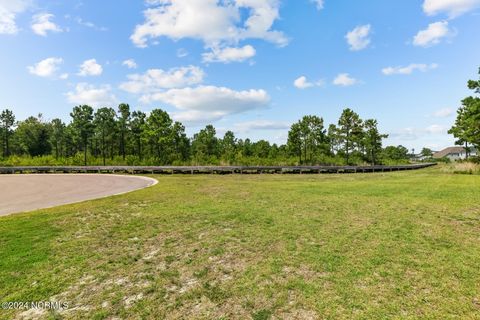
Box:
[102,131,106,166]
[138,138,142,160]
[84,138,88,166]
[121,131,126,160]
[4,129,10,157]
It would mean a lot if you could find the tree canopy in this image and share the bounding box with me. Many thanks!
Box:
[449,67,480,157]
[0,105,398,166]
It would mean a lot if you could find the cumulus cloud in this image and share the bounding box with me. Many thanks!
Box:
[382,63,438,75]
[293,76,324,89]
[202,45,256,63]
[122,59,137,69]
[333,73,357,86]
[234,119,289,133]
[27,57,63,77]
[294,76,313,89]
[31,13,63,36]
[413,21,451,47]
[119,66,205,94]
[145,85,270,123]
[0,8,17,34]
[0,0,32,34]
[66,83,117,107]
[423,0,480,18]
[433,107,455,118]
[311,0,324,10]
[78,59,103,76]
[130,0,288,49]
[345,24,371,51]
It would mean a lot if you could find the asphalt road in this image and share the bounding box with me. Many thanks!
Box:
[0,174,157,216]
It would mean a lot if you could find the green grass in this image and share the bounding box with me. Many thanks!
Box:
[1,168,480,319]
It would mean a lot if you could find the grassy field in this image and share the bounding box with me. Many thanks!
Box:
[1,168,480,319]
[441,162,480,175]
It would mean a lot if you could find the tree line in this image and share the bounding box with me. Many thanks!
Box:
[0,104,409,166]
[449,67,480,158]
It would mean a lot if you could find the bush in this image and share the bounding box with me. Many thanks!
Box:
[469,156,480,164]
[0,153,427,167]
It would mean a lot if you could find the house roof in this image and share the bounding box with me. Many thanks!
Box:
[433,147,465,158]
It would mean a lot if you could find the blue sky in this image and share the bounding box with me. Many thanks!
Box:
[1,0,479,151]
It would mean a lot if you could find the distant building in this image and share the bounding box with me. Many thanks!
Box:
[433,147,478,161]
[413,152,438,161]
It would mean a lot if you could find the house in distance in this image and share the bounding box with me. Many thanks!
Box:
[433,147,478,161]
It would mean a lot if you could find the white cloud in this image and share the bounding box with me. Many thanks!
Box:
[144,85,270,123]
[177,48,189,58]
[130,0,288,48]
[66,83,117,107]
[31,13,63,36]
[293,76,324,89]
[382,63,438,75]
[75,17,107,31]
[78,59,103,76]
[119,66,205,94]
[27,57,63,77]
[0,8,18,34]
[311,0,324,10]
[59,73,69,80]
[425,124,448,134]
[345,24,371,51]
[234,120,289,133]
[75,17,94,28]
[413,21,451,47]
[333,73,357,86]
[202,45,256,63]
[0,1,29,13]
[433,107,455,118]
[294,76,313,89]
[389,127,419,141]
[390,125,450,141]
[423,0,480,18]
[0,0,31,34]
[122,59,137,69]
